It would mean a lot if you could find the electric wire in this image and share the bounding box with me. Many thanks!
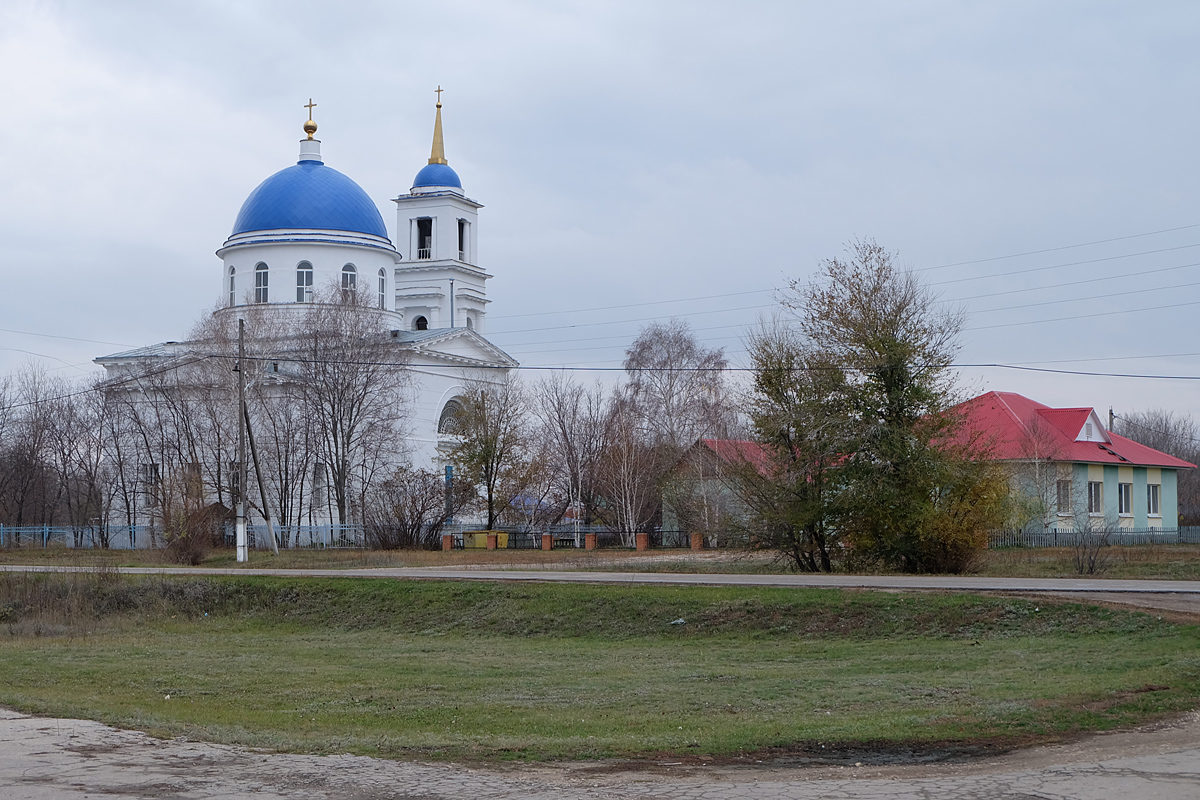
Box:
[970,299,1200,331]
[928,242,1200,287]
[916,222,1200,271]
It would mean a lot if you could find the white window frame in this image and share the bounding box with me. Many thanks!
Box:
[1117,482,1132,516]
[254,262,268,304]
[296,261,313,303]
[1087,481,1103,516]
[378,268,387,309]
[1056,479,1072,516]
[341,263,357,297]
[228,266,236,306]
[1148,483,1161,517]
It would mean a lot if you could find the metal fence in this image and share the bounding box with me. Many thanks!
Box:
[988,527,1200,548]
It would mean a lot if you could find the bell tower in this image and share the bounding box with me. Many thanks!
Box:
[393,88,489,332]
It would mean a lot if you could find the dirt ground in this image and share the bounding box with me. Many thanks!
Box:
[3,705,1199,799]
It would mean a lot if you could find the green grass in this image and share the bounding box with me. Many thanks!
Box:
[0,574,1198,762]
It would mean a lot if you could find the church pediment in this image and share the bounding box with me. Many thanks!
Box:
[395,328,517,368]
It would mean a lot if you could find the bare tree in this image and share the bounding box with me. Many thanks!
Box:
[623,318,734,452]
[533,372,608,531]
[594,392,665,544]
[445,372,530,530]
[297,290,411,525]
[363,466,475,549]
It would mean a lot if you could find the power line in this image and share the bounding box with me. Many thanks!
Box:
[488,303,774,336]
[917,222,1200,272]
[0,326,136,348]
[946,259,1199,304]
[486,288,771,320]
[970,299,1200,331]
[1111,413,1200,445]
[929,242,1200,287]
[192,350,1200,381]
[971,278,1200,315]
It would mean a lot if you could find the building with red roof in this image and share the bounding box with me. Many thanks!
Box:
[955,392,1194,531]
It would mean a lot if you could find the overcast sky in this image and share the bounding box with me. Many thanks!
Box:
[3,0,1200,423]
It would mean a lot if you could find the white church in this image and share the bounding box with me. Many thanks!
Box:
[96,96,516,499]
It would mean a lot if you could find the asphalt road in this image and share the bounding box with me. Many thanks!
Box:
[4,562,1200,594]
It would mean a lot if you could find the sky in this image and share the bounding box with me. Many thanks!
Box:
[3,0,1200,423]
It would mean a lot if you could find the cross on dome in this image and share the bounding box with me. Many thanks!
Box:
[303,98,318,139]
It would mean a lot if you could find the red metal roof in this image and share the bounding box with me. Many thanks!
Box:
[699,438,774,475]
[954,391,1195,469]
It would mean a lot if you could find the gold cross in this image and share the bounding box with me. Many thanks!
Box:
[435,85,443,105]
[304,98,317,119]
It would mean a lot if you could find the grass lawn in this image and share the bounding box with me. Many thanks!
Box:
[1,574,1198,761]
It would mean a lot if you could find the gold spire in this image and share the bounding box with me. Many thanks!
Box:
[428,85,447,165]
[303,98,318,139]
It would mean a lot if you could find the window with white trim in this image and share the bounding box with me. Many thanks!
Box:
[341,263,357,298]
[1118,482,1132,516]
[414,315,428,331]
[228,266,236,306]
[1087,481,1103,515]
[296,261,313,302]
[1056,480,1072,515]
[1148,483,1161,517]
[378,268,387,309]
[254,262,268,303]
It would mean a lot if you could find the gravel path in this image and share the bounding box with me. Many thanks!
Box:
[3,708,1199,799]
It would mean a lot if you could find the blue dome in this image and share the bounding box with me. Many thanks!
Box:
[232,161,388,238]
[412,162,462,189]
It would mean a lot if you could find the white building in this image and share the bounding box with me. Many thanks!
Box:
[96,98,516,493]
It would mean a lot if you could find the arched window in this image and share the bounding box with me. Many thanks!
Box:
[296,261,313,302]
[254,262,268,303]
[438,399,464,435]
[414,315,428,331]
[228,266,236,307]
[465,316,473,330]
[378,268,387,309]
[341,263,357,298]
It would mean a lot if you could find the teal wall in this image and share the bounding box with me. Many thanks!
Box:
[1057,463,1179,531]
[1163,469,1178,527]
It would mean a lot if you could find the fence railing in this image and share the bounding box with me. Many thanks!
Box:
[988,527,1200,548]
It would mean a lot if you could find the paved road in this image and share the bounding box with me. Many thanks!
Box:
[4,562,1200,595]
[3,708,1199,799]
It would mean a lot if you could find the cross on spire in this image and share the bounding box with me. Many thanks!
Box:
[304,98,317,119]
[435,85,443,107]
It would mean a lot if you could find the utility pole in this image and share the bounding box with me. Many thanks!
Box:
[244,403,279,555]
[236,318,248,563]
[1109,407,1115,432]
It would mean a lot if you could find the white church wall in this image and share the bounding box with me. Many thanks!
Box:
[221,240,398,310]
